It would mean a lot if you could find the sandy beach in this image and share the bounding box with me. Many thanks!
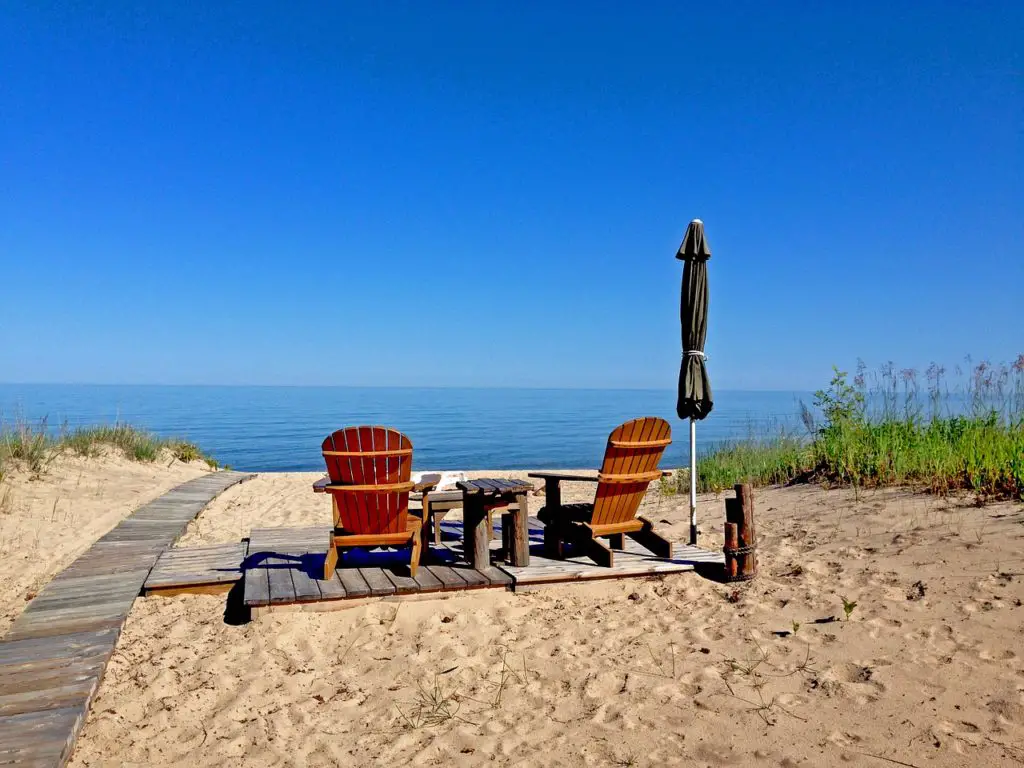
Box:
[45,470,1024,767]
[0,453,209,636]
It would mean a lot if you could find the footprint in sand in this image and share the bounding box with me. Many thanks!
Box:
[987,697,1024,726]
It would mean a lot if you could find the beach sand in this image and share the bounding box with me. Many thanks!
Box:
[61,471,1024,767]
[0,452,210,636]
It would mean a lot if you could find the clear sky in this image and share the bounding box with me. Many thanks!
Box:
[1,2,1020,390]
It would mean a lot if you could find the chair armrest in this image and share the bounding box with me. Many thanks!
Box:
[312,476,330,493]
[528,471,600,483]
[413,479,440,493]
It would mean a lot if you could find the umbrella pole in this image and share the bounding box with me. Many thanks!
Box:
[689,417,697,545]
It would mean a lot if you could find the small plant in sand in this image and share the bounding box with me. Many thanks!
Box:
[623,640,679,681]
[720,637,816,726]
[462,645,529,710]
[791,620,801,635]
[397,648,531,730]
[394,673,468,729]
[841,596,858,621]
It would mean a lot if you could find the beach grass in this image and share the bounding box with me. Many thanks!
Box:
[0,417,216,477]
[689,356,1024,501]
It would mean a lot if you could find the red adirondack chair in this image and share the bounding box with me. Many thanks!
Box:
[319,426,435,579]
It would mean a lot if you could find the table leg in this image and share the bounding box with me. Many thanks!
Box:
[510,492,530,566]
[501,512,512,560]
[463,492,490,570]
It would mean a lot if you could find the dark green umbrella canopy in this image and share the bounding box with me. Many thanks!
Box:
[676,219,713,420]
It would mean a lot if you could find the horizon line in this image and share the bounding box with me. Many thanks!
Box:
[0,381,816,394]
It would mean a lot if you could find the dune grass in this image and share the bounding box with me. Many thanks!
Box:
[685,356,1024,501]
[0,417,217,478]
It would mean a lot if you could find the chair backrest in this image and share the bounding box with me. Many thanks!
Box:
[322,426,413,535]
[591,417,672,527]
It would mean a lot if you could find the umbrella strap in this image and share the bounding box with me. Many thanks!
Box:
[682,350,706,358]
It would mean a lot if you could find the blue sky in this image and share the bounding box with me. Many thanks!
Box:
[1,2,1020,390]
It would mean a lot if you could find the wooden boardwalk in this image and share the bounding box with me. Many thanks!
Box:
[142,517,724,613]
[0,470,252,767]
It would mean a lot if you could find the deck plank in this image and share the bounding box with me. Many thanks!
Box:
[315,571,348,601]
[451,567,490,589]
[358,568,396,596]
[335,569,371,598]
[266,557,297,604]
[383,570,419,595]
[288,558,323,603]
[423,565,467,590]
[411,568,443,592]
[243,564,270,607]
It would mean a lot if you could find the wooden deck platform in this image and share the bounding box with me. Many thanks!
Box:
[144,542,248,597]
[0,470,253,767]
[142,517,724,613]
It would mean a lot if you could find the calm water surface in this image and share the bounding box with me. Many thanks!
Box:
[0,385,812,472]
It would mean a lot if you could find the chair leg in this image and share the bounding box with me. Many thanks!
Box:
[419,517,432,564]
[584,536,614,568]
[543,517,565,559]
[324,542,338,580]
[409,532,422,578]
[608,533,625,550]
[433,510,442,545]
[627,517,674,559]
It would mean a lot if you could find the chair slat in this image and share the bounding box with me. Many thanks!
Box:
[607,438,672,449]
[323,482,415,493]
[322,448,413,457]
[596,470,664,484]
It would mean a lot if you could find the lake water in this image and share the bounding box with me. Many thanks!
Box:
[0,385,813,472]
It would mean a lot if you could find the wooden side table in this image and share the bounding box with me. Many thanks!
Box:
[456,479,533,569]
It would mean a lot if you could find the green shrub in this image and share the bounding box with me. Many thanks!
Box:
[0,417,54,476]
[697,357,1024,501]
[172,442,201,463]
[0,419,216,475]
[131,439,160,462]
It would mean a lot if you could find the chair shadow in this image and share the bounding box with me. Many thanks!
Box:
[243,546,447,580]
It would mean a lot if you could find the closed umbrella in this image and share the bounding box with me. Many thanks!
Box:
[676,219,713,545]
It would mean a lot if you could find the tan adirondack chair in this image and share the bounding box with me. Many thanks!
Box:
[318,426,436,579]
[531,417,673,567]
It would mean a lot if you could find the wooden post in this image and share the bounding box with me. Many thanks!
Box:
[509,492,530,567]
[723,483,757,581]
[463,493,490,570]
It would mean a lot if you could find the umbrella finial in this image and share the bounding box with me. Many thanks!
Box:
[676,219,711,261]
